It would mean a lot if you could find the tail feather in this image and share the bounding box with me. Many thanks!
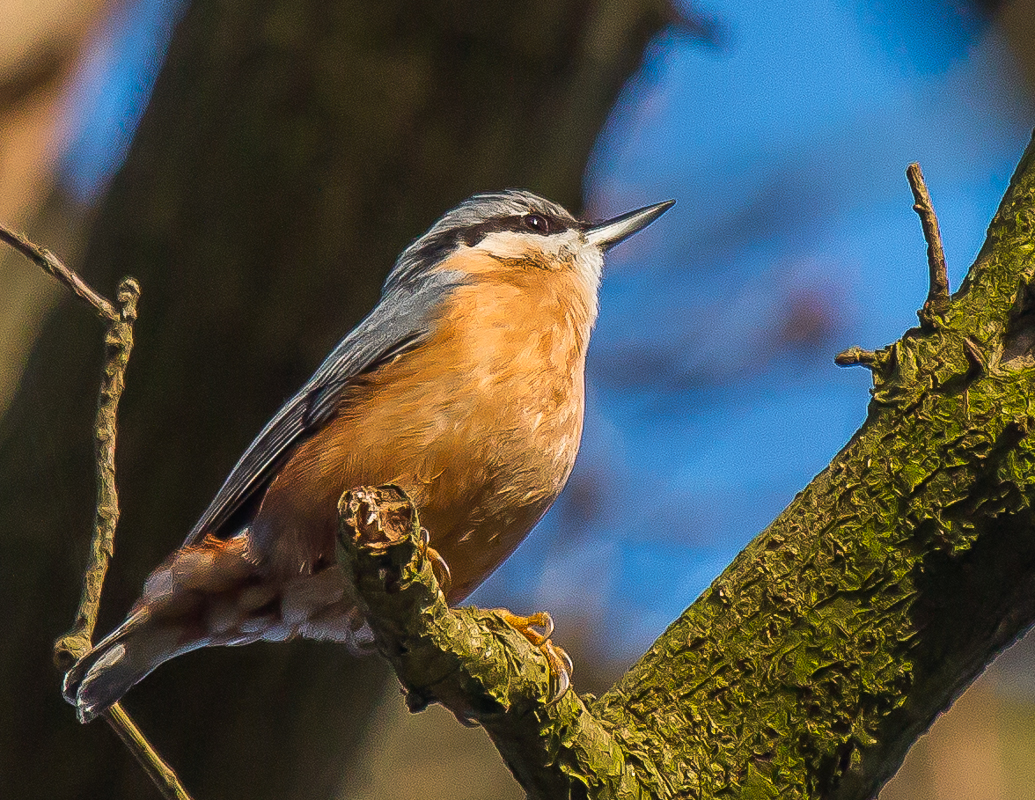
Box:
[63,604,272,723]
[61,534,374,722]
[62,611,169,723]
[61,533,261,723]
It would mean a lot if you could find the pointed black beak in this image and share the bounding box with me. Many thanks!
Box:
[584,200,675,252]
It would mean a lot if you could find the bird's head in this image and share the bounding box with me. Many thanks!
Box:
[385,190,674,305]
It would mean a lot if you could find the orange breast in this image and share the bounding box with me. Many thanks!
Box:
[254,253,594,601]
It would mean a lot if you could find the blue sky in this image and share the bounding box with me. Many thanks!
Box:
[495,0,1032,658]
[59,0,1034,662]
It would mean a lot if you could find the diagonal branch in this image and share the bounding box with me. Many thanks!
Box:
[339,135,1035,800]
[0,222,193,800]
[106,705,194,800]
[337,485,649,800]
[592,135,1035,799]
[0,225,116,321]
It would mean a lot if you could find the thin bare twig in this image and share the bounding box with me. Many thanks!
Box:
[1,221,195,800]
[0,224,116,320]
[105,704,193,800]
[906,162,951,325]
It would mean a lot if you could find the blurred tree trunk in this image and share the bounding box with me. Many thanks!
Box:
[0,1,672,798]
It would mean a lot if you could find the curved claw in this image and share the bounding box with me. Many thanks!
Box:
[531,612,555,642]
[428,549,451,594]
[542,641,572,704]
[418,527,452,594]
[556,643,573,676]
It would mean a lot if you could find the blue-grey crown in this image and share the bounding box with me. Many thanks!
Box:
[384,190,577,293]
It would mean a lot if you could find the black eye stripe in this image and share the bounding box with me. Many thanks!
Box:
[459,213,570,246]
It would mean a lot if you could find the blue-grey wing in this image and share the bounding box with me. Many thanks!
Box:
[183,271,464,546]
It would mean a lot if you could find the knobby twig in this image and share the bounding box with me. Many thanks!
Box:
[0,221,194,800]
[834,345,879,370]
[906,162,951,325]
[963,337,985,376]
[53,276,139,665]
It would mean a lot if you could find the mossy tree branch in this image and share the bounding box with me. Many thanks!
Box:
[338,486,647,800]
[341,133,1035,800]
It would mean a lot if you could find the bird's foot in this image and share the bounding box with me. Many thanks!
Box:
[494,609,573,703]
[418,527,452,594]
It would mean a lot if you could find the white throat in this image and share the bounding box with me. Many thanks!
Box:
[471,228,603,321]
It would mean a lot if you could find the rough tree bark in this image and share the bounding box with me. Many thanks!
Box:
[0,2,678,798]
[334,134,1035,800]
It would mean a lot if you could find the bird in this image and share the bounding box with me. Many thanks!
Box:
[62,189,673,722]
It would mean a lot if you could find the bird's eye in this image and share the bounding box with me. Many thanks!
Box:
[523,213,550,234]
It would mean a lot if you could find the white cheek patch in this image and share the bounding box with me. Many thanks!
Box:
[473,229,583,265]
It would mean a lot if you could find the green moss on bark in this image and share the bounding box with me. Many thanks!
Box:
[594,133,1035,799]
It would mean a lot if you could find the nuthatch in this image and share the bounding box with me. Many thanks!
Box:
[63,190,673,721]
